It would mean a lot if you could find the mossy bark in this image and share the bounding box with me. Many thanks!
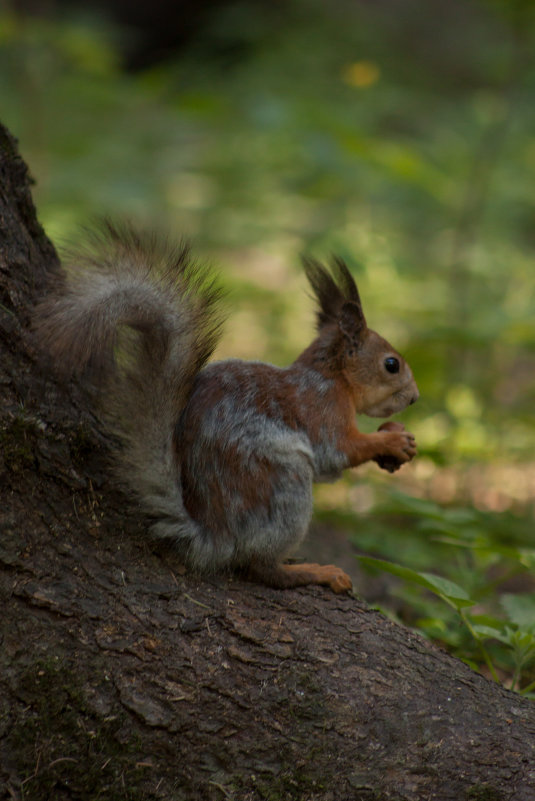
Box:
[1,120,535,801]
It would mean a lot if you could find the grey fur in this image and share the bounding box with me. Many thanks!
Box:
[36,222,224,569]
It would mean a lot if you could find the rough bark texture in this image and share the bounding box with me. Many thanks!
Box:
[1,120,535,801]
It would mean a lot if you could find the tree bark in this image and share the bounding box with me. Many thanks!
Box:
[1,120,534,801]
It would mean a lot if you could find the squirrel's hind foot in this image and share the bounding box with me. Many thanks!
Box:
[247,561,353,594]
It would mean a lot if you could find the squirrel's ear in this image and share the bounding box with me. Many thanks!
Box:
[339,301,366,344]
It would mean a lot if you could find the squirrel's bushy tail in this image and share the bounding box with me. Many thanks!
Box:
[36,220,224,554]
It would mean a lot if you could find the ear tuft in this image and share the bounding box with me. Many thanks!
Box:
[339,301,366,343]
[331,257,362,307]
[302,256,366,331]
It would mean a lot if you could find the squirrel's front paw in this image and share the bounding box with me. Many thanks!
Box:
[374,422,417,472]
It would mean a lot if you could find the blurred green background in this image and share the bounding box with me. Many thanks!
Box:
[2,0,535,684]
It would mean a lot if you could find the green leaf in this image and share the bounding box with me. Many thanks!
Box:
[472,624,510,645]
[501,593,535,629]
[500,593,535,629]
[358,556,475,610]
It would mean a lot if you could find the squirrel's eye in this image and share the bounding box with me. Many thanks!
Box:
[384,357,400,374]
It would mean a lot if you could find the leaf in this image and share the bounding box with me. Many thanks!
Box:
[501,594,535,630]
[358,556,475,610]
[472,624,510,645]
[418,572,473,604]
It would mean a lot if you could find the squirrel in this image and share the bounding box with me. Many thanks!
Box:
[35,221,418,594]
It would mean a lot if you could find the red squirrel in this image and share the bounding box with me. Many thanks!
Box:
[36,221,418,594]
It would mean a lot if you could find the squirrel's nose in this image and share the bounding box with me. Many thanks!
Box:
[409,390,419,405]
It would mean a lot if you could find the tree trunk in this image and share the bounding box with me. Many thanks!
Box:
[1,120,534,801]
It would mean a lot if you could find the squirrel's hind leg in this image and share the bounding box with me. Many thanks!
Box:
[247,561,352,594]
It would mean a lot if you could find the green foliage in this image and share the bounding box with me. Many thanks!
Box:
[353,491,535,692]
[359,555,475,611]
